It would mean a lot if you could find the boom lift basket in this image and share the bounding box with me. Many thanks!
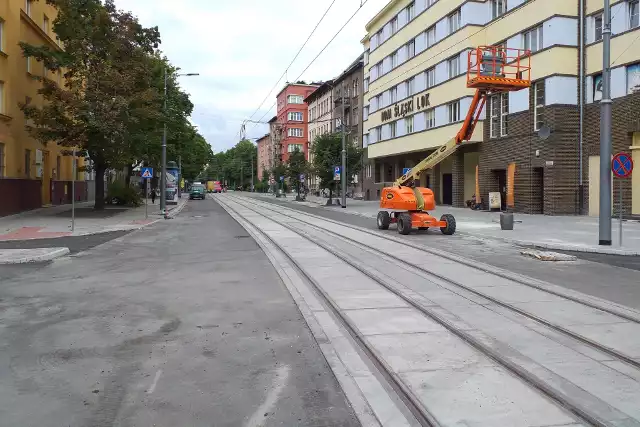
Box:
[467,46,531,92]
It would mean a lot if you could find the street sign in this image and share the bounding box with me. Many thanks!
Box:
[299,173,305,182]
[334,166,341,181]
[141,167,153,179]
[279,176,284,181]
[403,167,411,175]
[612,152,633,178]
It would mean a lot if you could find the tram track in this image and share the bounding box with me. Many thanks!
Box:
[215,194,640,427]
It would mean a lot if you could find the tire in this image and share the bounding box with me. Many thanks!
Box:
[397,213,413,235]
[377,211,391,230]
[440,214,456,235]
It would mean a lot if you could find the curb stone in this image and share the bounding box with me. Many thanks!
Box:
[0,247,70,265]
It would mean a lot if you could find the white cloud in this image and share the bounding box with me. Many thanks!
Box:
[114,0,389,151]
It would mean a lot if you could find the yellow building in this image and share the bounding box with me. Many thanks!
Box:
[361,0,640,216]
[0,0,84,215]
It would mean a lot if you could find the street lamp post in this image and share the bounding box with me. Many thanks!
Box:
[161,69,199,217]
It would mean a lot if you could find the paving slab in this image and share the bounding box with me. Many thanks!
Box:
[0,247,69,264]
[344,307,445,335]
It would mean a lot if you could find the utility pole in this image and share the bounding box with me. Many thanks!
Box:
[178,155,182,198]
[241,162,243,190]
[251,154,254,192]
[341,82,347,208]
[599,0,612,245]
[160,67,168,216]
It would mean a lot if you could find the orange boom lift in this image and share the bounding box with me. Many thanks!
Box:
[377,46,531,235]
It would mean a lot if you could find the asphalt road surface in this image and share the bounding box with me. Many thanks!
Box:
[246,193,640,310]
[0,198,360,427]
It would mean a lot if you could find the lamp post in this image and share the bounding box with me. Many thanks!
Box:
[161,69,199,217]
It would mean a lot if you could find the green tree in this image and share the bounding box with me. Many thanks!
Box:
[310,133,363,200]
[285,149,308,197]
[204,140,256,189]
[20,0,161,209]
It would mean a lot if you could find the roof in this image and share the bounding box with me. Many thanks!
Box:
[303,80,334,104]
[333,54,365,85]
[365,0,396,32]
[268,116,278,124]
[256,133,270,143]
[276,82,321,98]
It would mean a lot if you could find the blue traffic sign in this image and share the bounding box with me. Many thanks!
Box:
[612,153,633,178]
[333,166,341,181]
[299,173,305,182]
[279,176,284,181]
[403,167,411,175]
[334,166,341,174]
[141,167,153,179]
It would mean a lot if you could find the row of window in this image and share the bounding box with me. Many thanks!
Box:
[369,8,461,82]
[309,97,331,121]
[287,95,304,104]
[287,144,303,153]
[370,0,440,52]
[287,112,303,121]
[287,128,304,137]
[593,0,639,42]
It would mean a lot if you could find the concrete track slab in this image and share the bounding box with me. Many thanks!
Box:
[344,308,446,335]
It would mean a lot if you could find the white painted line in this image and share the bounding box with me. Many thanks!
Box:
[146,369,163,394]
[244,365,290,427]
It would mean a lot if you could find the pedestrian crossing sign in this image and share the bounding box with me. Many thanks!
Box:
[141,167,153,179]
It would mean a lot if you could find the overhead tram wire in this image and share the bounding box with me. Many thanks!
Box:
[250,0,371,131]
[234,0,339,141]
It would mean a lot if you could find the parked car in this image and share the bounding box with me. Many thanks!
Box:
[189,184,206,200]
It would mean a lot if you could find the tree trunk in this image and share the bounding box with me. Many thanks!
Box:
[94,163,107,210]
[124,164,132,187]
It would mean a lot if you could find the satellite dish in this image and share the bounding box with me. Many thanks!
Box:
[538,125,551,140]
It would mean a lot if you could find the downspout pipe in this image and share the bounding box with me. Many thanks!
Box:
[579,0,585,214]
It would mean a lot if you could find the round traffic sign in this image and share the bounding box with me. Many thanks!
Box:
[612,153,633,178]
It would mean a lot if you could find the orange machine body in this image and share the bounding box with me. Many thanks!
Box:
[380,187,448,228]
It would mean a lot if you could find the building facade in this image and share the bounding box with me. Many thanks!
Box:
[275,83,320,163]
[333,56,365,198]
[305,81,334,193]
[362,0,640,216]
[0,0,86,216]
[256,133,272,182]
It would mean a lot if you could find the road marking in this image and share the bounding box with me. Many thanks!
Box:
[245,365,290,427]
[147,369,163,394]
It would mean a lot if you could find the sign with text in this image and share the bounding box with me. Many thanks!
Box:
[334,166,341,181]
[380,91,431,123]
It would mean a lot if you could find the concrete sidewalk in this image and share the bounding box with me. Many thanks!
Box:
[254,193,640,255]
[0,197,186,242]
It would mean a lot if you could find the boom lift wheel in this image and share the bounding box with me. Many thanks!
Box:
[440,214,456,235]
[397,213,413,235]
[377,211,390,230]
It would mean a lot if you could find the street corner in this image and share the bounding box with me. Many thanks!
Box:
[0,227,72,241]
[0,247,70,265]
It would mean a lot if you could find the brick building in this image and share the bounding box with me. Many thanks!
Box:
[256,133,272,182]
[361,0,640,215]
[275,83,320,163]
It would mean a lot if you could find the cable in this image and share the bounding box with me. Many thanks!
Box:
[233,0,339,141]
[611,31,640,66]
[370,0,541,91]
[250,0,371,131]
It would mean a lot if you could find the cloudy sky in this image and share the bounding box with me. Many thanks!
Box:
[114,0,389,152]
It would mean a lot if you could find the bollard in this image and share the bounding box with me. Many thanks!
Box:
[500,212,514,230]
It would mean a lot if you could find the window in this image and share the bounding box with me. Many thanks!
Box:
[425,26,436,48]
[405,115,414,133]
[448,56,460,78]
[24,149,31,178]
[594,14,603,41]
[25,0,32,16]
[523,25,543,53]
[631,0,639,29]
[390,121,397,138]
[0,81,4,114]
[377,62,383,76]
[288,112,303,121]
[406,77,415,96]
[627,63,640,94]
[390,85,397,103]
[534,80,545,131]
[391,51,398,68]
[26,56,31,74]
[407,39,415,58]
[492,0,506,19]
[448,101,461,123]
[376,29,384,45]
[376,94,383,108]
[501,92,509,136]
[427,0,438,6]
[391,16,398,35]
[490,94,500,138]
[425,109,435,129]
[43,15,49,34]
[364,105,369,120]
[375,126,382,141]
[288,128,303,137]
[448,9,461,34]
[353,79,359,96]
[287,95,304,104]
[0,19,4,52]
[287,144,303,152]
[425,67,436,88]
[0,142,4,177]
[364,77,369,92]
[593,73,603,101]
[406,2,415,21]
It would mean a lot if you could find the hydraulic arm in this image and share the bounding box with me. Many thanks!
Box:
[394,89,487,187]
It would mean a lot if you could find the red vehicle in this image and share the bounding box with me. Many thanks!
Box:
[213,181,223,193]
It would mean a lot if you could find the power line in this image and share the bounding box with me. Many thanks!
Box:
[370,0,541,91]
[250,0,371,132]
[611,31,640,66]
[234,0,339,140]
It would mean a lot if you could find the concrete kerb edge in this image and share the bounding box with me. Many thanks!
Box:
[0,247,70,265]
[244,195,640,320]
[165,198,188,219]
[214,196,384,427]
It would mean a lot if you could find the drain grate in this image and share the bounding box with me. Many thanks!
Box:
[234,235,250,239]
